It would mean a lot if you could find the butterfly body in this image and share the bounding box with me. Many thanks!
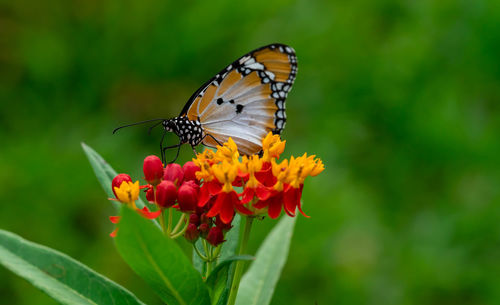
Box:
[162,117,204,147]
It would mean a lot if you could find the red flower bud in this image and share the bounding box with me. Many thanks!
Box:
[112,174,132,198]
[200,213,212,225]
[199,223,210,238]
[183,161,200,182]
[206,226,225,246]
[184,223,199,243]
[156,180,177,208]
[215,215,233,232]
[189,214,200,226]
[145,187,155,203]
[177,181,199,212]
[164,163,184,186]
[143,156,164,185]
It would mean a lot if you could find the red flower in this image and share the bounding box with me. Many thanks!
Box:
[283,185,309,217]
[143,156,164,185]
[200,212,212,225]
[145,187,155,203]
[184,223,199,242]
[136,206,162,219]
[189,214,200,226]
[111,174,132,198]
[198,180,222,207]
[206,191,252,224]
[199,223,210,238]
[215,215,233,232]
[177,181,199,212]
[253,192,287,219]
[156,180,177,208]
[255,162,275,187]
[202,161,252,224]
[241,184,271,204]
[252,185,308,219]
[206,226,225,246]
[164,163,184,186]
[183,161,200,182]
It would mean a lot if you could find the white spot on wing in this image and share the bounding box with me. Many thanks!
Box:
[245,62,264,70]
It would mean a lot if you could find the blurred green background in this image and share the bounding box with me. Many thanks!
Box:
[1,0,500,304]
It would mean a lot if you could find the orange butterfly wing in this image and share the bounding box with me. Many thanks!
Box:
[180,44,297,155]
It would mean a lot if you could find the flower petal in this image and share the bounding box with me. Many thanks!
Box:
[220,192,236,224]
[207,180,222,195]
[267,196,283,219]
[284,187,298,217]
[109,216,121,224]
[206,193,223,217]
[110,228,119,238]
[256,184,271,200]
[240,187,255,204]
[137,207,162,219]
[198,185,211,207]
[235,203,253,216]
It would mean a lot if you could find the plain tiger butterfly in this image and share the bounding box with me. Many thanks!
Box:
[114,43,297,163]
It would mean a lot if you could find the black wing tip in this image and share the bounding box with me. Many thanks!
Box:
[255,43,296,53]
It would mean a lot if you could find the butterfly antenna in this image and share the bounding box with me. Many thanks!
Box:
[148,120,164,135]
[112,118,166,134]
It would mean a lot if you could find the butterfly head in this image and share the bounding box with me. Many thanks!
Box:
[162,116,204,146]
[162,119,177,133]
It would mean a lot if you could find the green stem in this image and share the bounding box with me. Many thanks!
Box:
[159,210,167,235]
[227,216,254,305]
[170,221,189,239]
[167,208,173,234]
[213,244,222,262]
[202,240,209,259]
[170,214,186,235]
[193,243,208,261]
[205,248,213,279]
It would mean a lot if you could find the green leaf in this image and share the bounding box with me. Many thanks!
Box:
[0,229,145,305]
[205,255,253,305]
[235,215,297,305]
[81,142,148,210]
[115,207,211,305]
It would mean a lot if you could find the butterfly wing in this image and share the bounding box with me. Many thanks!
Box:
[180,43,297,155]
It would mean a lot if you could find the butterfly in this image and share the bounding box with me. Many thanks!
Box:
[114,43,297,163]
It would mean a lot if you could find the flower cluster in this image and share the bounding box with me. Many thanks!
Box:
[109,132,323,245]
[193,132,324,224]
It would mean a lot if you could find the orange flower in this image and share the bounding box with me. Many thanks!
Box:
[191,132,324,220]
[203,160,252,224]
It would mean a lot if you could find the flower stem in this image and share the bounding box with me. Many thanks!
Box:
[170,221,189,239]
[193,243,208,261]
[227,216,254,305]
[170,213,186,235]
[167,208,173,234]
[159,210,167,235]
[205,249,213,279]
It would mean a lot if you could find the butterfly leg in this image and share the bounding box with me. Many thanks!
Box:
[163,142,182,164]
[159,131,167,164]
[200,133,223,147]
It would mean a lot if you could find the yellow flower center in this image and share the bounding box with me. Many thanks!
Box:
[262,132,286,162]
[114,181,140,205]
[212,160,237,193]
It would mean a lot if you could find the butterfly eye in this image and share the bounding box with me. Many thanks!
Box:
[163,120,175,131]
